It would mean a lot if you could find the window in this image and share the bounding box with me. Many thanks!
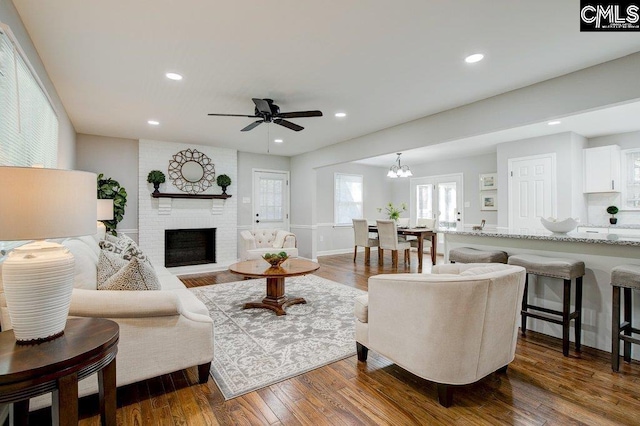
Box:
[334,173,363,226]
[0,23,58,254]
[622,148,640,210]
[0,23,58,168]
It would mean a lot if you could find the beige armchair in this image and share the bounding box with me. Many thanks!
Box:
[239,228,298,261]
[354,263,526,407]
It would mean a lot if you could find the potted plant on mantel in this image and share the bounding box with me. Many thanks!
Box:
[607,205,619,225]
[147,170,166,194]
[216,174,232,195]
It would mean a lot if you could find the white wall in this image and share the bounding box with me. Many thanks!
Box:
[315,162,391,255]
[0,0,76,168]
[291,53,640,258]
[76,134,139,237]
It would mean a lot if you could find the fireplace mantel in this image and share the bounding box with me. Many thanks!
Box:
[151,192,231,200]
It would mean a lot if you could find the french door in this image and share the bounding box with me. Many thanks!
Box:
[411,173,463,230]
[253,170,290,230]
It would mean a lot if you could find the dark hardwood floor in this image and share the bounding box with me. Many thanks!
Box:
[30,252,640,425]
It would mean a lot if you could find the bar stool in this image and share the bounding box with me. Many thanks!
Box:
[449,247,508,264]
[508,254,585,357]
[611,264,640,372]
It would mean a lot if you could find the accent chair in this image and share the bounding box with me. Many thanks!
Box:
[354,263,526,407]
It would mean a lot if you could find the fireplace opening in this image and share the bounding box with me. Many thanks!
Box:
[165,228,216,267]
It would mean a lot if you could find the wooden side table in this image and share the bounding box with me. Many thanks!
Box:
[0,317,119,426]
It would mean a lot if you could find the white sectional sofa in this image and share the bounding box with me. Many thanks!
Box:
[0,231,214,410]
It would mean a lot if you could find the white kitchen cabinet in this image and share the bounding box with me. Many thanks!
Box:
[583,145,621,193]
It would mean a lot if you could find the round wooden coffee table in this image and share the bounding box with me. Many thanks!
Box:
[229,258,320,316]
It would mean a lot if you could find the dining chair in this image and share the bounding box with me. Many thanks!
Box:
[352,219,379,265]
[376,220,411,268]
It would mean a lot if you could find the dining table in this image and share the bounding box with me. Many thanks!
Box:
[368,225,437,269]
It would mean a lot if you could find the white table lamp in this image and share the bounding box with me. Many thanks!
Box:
[97,198,114,238]
[0,167,96,343]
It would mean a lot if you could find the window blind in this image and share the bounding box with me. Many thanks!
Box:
[334,173,364,226]
[0,23,59,254]
[0,23,58,168]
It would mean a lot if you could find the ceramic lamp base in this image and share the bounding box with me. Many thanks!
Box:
[2,241,74,343]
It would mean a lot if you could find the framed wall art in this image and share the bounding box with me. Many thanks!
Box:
[481,191,497,211]
[479,173,497,191]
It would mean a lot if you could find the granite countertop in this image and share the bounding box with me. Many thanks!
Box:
[578,223,640,229]
[441,228,640,247]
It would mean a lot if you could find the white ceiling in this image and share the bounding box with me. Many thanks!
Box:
[11,0,640,157]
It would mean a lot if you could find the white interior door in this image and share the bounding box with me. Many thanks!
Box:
[508,154,556,231]
[253,170,290,230]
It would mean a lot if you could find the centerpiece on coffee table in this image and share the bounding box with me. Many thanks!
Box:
[262,252,289,268]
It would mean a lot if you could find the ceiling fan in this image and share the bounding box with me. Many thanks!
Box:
[208,98,323,132]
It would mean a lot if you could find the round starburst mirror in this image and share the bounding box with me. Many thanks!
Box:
[168,149,215,194]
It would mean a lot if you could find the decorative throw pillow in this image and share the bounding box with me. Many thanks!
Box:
[98,257,161,291]
[99,233,149,263]
[97,250,129,287]
[99,233,134,254]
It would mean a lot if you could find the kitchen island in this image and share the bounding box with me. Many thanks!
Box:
[443,228,640,357]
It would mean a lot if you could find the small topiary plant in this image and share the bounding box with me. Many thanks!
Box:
[147,170,166,194]
[607,205,619,225]
[216,174,232,194]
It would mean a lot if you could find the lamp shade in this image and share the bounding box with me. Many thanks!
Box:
[0,167,97,241]
[97,198,115,221]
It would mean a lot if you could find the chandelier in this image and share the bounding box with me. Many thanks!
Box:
[387,153,413,178]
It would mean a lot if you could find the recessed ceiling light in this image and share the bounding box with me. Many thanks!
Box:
[148,120,160,125]
[165,72,183,81]
[465,53,484,64]
[548,120,561,126]
[274,139,283,143]
[335,112,346,118]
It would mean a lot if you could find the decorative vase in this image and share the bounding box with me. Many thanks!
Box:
[221,185,228,195]
[2,241,75,343]
[610,217,618,225]
[153,183,160,194]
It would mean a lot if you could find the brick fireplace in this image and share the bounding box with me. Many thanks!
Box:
[138,139,237,272]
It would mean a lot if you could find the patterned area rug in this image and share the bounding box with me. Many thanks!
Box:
[190,274,366,400]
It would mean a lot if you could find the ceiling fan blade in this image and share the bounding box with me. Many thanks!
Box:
[241,120,263,132]
[274,118,304,132]
[277,110,323,119]
[252,98,272,114]
[208,113,258,117]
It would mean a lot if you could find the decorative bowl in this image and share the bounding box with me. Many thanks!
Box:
[540,217,579,234]
[262,253,289,268]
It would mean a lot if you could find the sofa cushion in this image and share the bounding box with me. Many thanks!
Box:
[61,238,99,290]
[99,257,161,291]
[354,294,369,323]
[272,231,288,248]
